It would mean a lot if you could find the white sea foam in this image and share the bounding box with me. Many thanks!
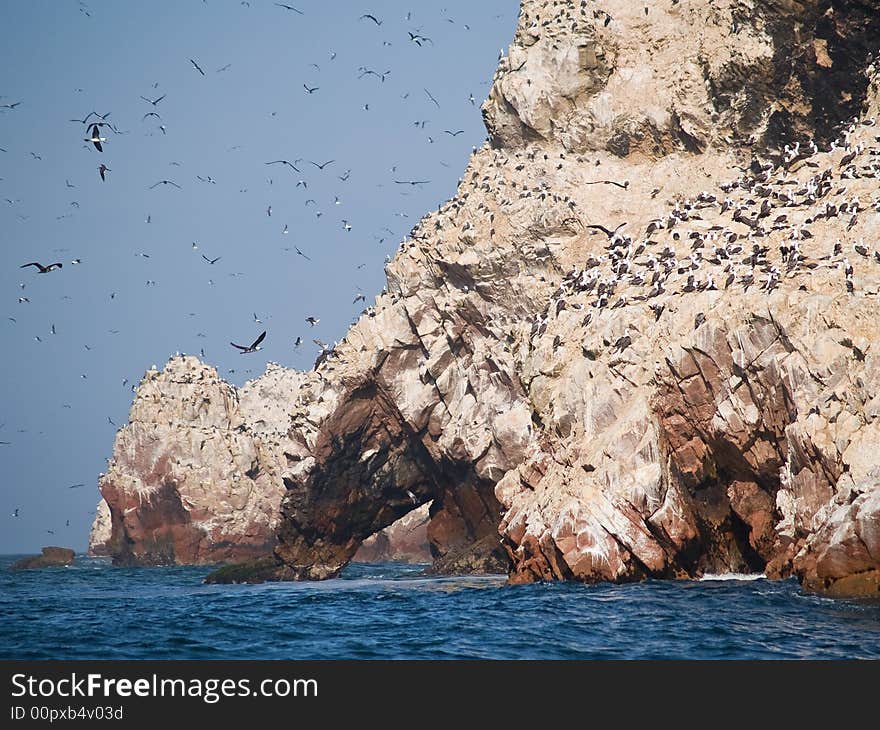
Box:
[699,573,766,582]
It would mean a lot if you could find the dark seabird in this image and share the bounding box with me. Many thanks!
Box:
[20,261,62,273]
[139,93,166,106]
[85,124,105,151]
[585,222,627,239]
[360,13,381,25]
[98,164,110,180]
[230,330,266,354]
[613,335,632,352]
[275,3,303,13]
[409,32,433,47]
[149,179,181,189]
[189,59,206,76]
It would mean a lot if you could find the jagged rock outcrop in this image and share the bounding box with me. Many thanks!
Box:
[87,499,112,556]
[96,0,880,597]
[354,504,432,563]
[95,358,293,564]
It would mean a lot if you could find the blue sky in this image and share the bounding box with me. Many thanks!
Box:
[0,0,518,553]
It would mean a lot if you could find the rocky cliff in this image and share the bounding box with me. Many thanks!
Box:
[353,504,432,564]
[93,0,880,597]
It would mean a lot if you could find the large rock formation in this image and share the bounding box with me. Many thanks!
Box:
[95,0,880,597]
[93,358,294,564]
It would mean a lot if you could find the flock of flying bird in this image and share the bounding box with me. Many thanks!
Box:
[3,3,505,535]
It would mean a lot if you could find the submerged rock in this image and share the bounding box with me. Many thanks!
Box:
[96,0,880,599]
[11,547,76,571]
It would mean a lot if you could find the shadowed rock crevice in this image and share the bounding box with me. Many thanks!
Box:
[270,380,508,580]
[757,0,880,149]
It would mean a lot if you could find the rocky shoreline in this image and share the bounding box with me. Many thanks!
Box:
[92,0,880,598]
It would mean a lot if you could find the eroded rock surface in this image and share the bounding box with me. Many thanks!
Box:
[95,0,880,597]
[354,504,432,564]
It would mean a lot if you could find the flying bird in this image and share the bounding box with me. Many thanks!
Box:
[303,84,319,94]
[85,124,105,151]
[230,330,266,354]
[69,112,97,124]
[202,254,221,265]
[275,3,303,13]
[409,32,433,46]
[295,246,311,260]
[0,101,21,110]
[444,129,464,136]
[395,179,431,186]
[424,88,440,108]
[265,159,300,172]
[98,163,110,181]
[189,59,206,76]
[360,13,381,25]
[305,316,319,326]
[20,261,63,273]
[140,93,166,106]
[142,111,162,121]
[309,159,335,170]
[149,179,181,189]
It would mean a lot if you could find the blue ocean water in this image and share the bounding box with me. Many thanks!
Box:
[1,556,878,660]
